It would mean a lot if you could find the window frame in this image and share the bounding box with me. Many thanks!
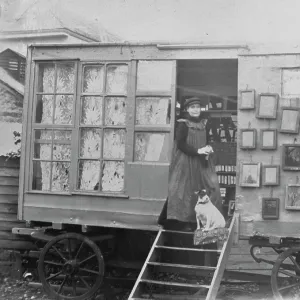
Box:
[27,58,177,195]
[131,59,176,164]
[29,60,79,194]
[72,61,130,194]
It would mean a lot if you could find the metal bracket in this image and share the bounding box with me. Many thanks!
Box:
[31,231,54,242]
[269,236,281,245]
[12,227,47,236]
[250,245,277,266]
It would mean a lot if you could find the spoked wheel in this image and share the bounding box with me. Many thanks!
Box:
[271,247,300,300]
[38,233,104,300]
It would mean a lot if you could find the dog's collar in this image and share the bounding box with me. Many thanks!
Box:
[196,199,209,205]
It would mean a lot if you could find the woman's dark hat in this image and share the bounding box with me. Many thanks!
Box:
[184,97,203,108]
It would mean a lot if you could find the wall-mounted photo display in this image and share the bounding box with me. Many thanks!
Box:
[227,200,235,217]
[239,90,256,110]
[285,184,300,210]
[262,198,279,220]
[260,129,277,150]
[262,165,280,186]
[239,162,261,187]
[256,93,279,119]
[282,144,300,171]
[240,129,257,150]
[279,107,300,134]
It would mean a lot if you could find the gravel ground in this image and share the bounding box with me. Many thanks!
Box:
[0,275,277,300]
[0,276,51,300]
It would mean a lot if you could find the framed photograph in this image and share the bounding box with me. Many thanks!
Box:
[256,93,279,119]
[262,198,279,220]
[282,144,300,171]
[239,90,255,110]
[239,162,261,187]
[279,107,300,134]
[262,165,280,186]
[285,184,300,210]
[227,200,235,217]
[240,129,257,150]
[260,129,277,150]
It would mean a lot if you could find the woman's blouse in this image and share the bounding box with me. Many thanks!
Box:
[176,118,208,157]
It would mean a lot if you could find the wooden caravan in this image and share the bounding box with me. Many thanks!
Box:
[18,43,242,230]
[14,42,300,299]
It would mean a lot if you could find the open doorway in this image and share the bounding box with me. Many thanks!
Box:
[176,59,238,218]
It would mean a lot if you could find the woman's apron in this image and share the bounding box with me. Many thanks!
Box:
[166,119,222,223]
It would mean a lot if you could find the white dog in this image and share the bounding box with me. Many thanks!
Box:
[195,189,226,231]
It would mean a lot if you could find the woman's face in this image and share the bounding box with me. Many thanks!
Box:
[187,103,201,117]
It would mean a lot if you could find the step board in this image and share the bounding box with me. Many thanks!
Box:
[148,262,216,271]
[147,261,216,279]
[128,214,237,300]
[140,279,210,289]
[155,245,222,253]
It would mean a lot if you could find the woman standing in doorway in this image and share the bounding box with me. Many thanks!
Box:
[158,97,222,231]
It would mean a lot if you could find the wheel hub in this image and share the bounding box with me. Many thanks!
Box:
[63,260,79,275]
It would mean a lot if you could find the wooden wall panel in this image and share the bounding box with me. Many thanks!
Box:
[237,54,300,237]
[0,157,28,250]
[126,163,169,200]
[0,194,18,204]
[31,44,243,62]
[23,206,159,231]
[227,240,275,275]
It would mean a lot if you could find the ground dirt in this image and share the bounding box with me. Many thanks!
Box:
[0,249,278,300]
[0,275,277,300]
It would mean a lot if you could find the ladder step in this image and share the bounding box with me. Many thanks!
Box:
[148,262,216,271]
[140,279,210,289]
[161,229,194,235]
[155,245,222,253]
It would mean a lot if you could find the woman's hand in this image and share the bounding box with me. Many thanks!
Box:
[197,147,210,155]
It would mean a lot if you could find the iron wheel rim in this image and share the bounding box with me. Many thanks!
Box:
[38,232,104,300]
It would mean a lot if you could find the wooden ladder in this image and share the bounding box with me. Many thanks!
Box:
[128,215,237,300]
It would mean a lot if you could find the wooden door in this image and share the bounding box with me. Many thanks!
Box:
[126,60,177,201]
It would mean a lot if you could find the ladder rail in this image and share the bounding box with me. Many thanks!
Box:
[205,213,238,300]
[128,229,163,299]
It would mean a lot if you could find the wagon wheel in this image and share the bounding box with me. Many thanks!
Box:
[38,233,104,300]
[271,247,300,300]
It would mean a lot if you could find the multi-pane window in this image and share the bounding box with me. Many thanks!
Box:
[77,64,128,192]
[31,59,174,194]
[32,62,75,192]
[134,61,173,162]
[31,61,129,194]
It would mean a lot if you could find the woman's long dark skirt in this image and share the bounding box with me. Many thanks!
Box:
[158,198,196,231]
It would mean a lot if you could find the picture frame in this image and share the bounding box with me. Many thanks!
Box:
[239,162,261,187]
[285,184,300,210]
[262,165,280,186]
[227,200,235,217]
[260,129,277,150]
[240,129,257,150]
[279,107,300,134]
[262,198,279,220]
[282,144,300,171]
[239,89,256,110]
[256,93,279,119]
